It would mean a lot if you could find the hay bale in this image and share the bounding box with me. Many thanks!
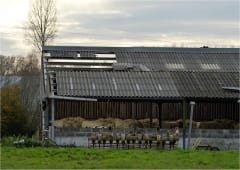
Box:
[82,120,101,128]
[215,119,236,129]
[54,119,64,128]
[139,119,150,128]
[62,117,85,128]
[196,122,200,128]
[82,118,115,128]
[152,119,159,128]
[175,119,198,128]
[234,123,240,129]
[122,119,143,128]
[162,121,178,128]
[95,118,114,128]
[114,118,125,128]
[114,119,143,128]
[139,119,159,128]
[199,119,236,129]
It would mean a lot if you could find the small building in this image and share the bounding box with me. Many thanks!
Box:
[40,46,239,141]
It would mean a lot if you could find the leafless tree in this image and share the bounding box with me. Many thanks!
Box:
[0,56,15,75]
[26,0,57,53]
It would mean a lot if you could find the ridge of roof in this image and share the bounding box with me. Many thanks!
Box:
[43,46,240,54]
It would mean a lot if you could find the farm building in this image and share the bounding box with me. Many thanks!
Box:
[40,46,239,142]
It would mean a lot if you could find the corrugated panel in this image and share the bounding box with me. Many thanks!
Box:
[55,71,239,99]
[55,71,180,98]
[116,52,239,72]
[170,72,239,98]
[43,46,239,54]
[43,46,239,72]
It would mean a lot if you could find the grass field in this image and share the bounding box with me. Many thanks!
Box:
[1,146,239,169]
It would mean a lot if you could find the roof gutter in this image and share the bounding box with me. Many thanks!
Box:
[48,95,97,102]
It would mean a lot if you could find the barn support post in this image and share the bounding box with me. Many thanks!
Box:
[150,102,153,128]
[188,101,195,149]
[132,101,135,119]
[182,99,187,149]
[51,98,55,140]
[41,98,48,140]
[158,102,162,128]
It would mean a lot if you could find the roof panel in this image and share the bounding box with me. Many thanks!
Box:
[55,71,239,99]
[43,46,239,54]
[44,46,239,72]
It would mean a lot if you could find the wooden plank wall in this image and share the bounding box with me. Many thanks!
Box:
[53,100,239,121]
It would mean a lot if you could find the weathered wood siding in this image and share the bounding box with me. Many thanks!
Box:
[52,100,239,121]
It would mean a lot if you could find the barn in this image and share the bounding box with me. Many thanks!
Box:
[40,46,239,143]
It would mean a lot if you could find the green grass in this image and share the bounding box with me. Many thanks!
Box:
[1,146,239,169]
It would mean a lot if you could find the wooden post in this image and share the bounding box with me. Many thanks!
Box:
[132,102,135,119]
[188,101,195,149]
[150,102,153,128]
[51,98,55,140]
[182,99,187,149]
[158,102,162,128]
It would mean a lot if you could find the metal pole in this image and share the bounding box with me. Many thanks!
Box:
[51,98,55,140]
[188,101,195,149]
[182,99,186,149]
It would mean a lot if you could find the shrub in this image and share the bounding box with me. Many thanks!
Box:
[1,136,42,147]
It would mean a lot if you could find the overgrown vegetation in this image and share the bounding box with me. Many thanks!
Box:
[0,53,40,137]
[1,135,41,147]
[1,85,39,137]
[1,147,239,169]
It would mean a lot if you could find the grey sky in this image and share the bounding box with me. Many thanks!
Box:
[0,0,239,56]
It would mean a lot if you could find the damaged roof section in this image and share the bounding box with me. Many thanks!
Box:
[43,46,239,72]
[43,46,239,100]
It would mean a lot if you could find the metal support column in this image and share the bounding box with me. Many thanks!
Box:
[188,101,195,149]
[182,99,187,149]
[51,98,55,140]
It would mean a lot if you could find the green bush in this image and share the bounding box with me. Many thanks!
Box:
[1,84,39,138]
[1,136,18,146]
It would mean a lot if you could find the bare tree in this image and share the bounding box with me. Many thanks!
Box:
[26,0,57,53]
[0,56,16,75]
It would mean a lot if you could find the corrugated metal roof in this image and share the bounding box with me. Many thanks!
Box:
[170,72,239,98]
[43,46,239,54]
[55,71,239,99]
[116,52,239,72]
[43,46,239,72]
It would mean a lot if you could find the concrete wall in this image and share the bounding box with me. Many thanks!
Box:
[54,128,239,150]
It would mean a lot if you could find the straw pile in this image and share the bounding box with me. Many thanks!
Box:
[82,118,114,128]
[55,117,238,129]
[139,119,159,128]
[54,117,85,128]
[199,119,236,129]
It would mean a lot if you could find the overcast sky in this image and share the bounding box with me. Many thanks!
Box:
[0,0,239,56]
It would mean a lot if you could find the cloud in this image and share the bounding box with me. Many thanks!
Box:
[0,0,239,55]
[0,34,29,56]
[53,0,239,47]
